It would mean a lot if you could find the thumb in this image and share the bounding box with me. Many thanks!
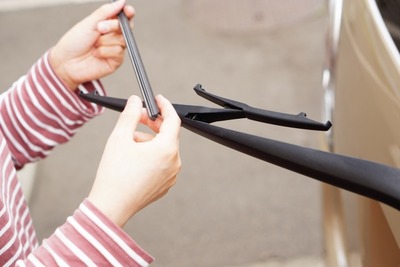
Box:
[112,95,143,140]
[88,0,126,25]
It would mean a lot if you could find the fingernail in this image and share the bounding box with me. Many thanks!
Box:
[97,21,109,33]
[128,95,141,106]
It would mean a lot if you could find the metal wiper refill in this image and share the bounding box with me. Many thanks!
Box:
[80,85,400,211]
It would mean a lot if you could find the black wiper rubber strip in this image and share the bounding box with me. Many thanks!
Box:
[112,0,159,120]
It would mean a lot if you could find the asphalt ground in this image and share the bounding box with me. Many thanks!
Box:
[0,1,327,266]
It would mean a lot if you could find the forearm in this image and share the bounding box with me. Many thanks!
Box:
[0,51,105,168]
[15,200,153,266]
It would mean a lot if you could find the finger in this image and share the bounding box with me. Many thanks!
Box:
[155,95,181,141]
[140,107,162,133]
[112,95,142,140]
[95,4,135,34]
[134,131,155,142]
[97,19,122,35]
[95,32,126,47]
[94,45,125,60]
[124,5,135,20]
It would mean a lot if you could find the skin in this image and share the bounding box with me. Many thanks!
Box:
[89,95,181,227]
[50,0,135,91]
[48,0,182,228]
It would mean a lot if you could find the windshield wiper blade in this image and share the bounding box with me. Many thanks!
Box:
[79,85,400,211]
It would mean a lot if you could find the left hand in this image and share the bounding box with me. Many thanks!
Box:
[50,0,135,91]
[88,95,182,228]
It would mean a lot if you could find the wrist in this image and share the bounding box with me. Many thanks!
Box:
[49,47,79,91]
[87,193,134,228]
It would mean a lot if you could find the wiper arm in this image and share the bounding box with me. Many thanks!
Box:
[79,85,400,211]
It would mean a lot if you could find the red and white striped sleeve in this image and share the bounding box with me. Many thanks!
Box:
[16,199,153,266]
[0,52,155,266]
[0,50,105,168]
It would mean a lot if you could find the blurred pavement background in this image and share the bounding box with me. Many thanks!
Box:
[0,0,328,266]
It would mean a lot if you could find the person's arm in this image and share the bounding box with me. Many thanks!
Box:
[24,200,154,266]
[0,1,170,266]
[0,0,134,169]
[88,95,182,228]
[15,95,181,266]
[0,52,105,168]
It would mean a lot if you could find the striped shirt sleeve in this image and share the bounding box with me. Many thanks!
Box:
[0,50,105,169]
[0,52,155,266]
[16,199,153,267]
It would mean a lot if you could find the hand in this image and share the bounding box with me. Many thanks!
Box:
[88,95,182,227]
[50,0,135,90]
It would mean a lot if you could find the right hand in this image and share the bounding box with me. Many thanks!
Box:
[88,95,181,227]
